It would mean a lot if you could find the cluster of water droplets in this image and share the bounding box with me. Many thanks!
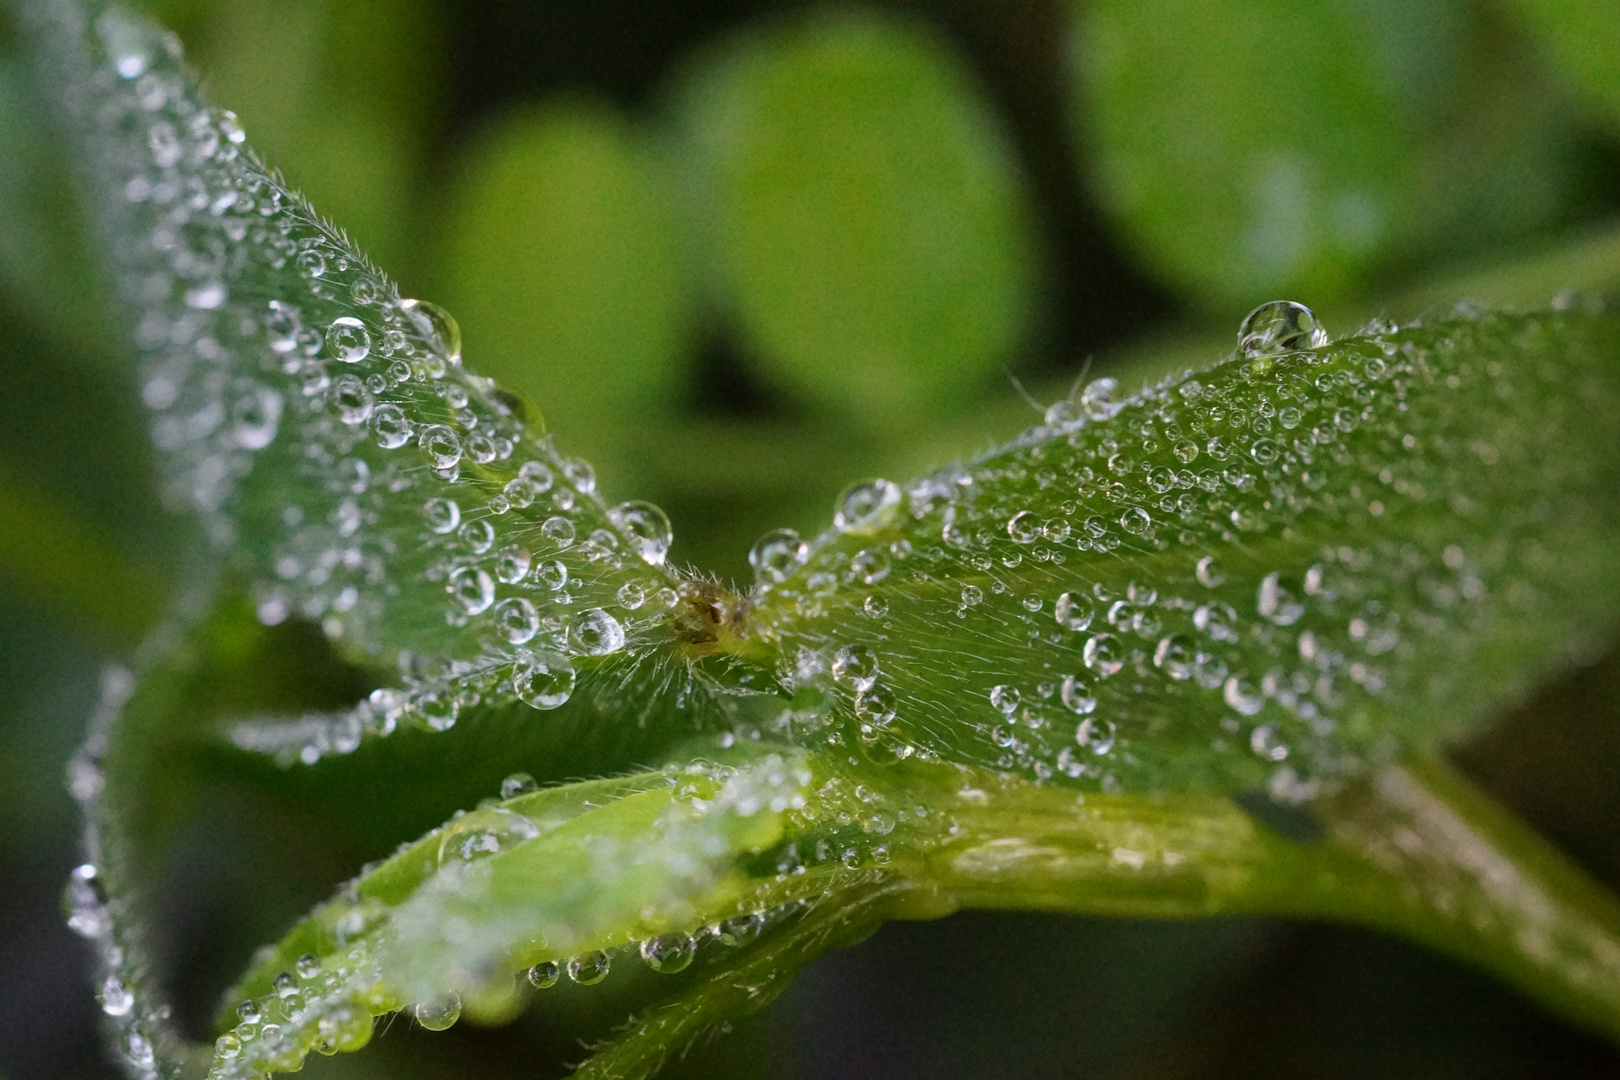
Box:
[75,8,694,765]
[740,298,1620,797]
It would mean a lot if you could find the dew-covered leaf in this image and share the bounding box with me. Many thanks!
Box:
[670,8,1036,428]
[26,0,697,760]
[745,304,1620,799]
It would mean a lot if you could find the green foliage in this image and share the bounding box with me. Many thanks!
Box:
[1074,0,1582,308]
[1499,0,1620,132]
[9,0,1620,1078]
[671,9,1037,429]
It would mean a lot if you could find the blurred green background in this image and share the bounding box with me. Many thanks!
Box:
[3,0,1620,1076]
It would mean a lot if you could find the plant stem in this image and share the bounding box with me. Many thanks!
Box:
[921,756,1620,1040]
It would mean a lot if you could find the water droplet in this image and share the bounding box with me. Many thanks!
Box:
[495,546,531,584]
[1237,301,1328,358]
[1060,674,1097,715]
[401,299,461,362]
[640,933,696,974]
[1250,724,1288,761]
[834,479,901,533]
[494,597,539,643]
[1173,440,1199,464]
[1083,633,1123,677]
[1153,634,1195,679]
[515,652,575,709]
[535,560,568,591]
[568,950,611,985]
[749,529,808,584]
[1119,507,1152,535]
[562,459,595,493]
[230,383,283,449]
[449,566,494,615]
[326,317,372,363]
[1224,676,1265,715]
[864,595,889,618]
[1007,510,1039,543]
[1044,398,1083,428]
[851,547,890,584]
[414,992,462,1031]
[297,248,326,277]
[1054,591,1094,631]
[527,961,560,988]
[570,608,625,655]
[98,975,134,1017]
[1076,717,1116,754]
[1079,377,1123,420]
[542,516,576,548]
[610,501,673,566]
[295,954,322,980]
[959,584,984,609]
[371,404,413,449]
[460,520,496,554]
[1249,438,1278,464]
[331,374,374,425]
[501,772,539,799]
[1195,555,1225,588]
[1257,572,1305,625]
[990,685,1021,714]
[832,645,879,692]
[418,424,462,469]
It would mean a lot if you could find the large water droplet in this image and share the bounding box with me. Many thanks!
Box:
[401,299,461,362]
[749,529,808,584]
[832,644,879,692]
[570,608,625,655]
[1153,634,1195,679]
[1237,301,1328,358]
[990,685,1021,714]
[610,501,673,566]
[1083,633,1123,677]
[640,933,696,974]
[568,950,611,985]
[371,404,413,449]
[1054,591,1094,631]
[834,479,900,533]
[331,374,374,425]
[418,424,462,469]
[1079,377,1123,420]
[448,566,494,615]
[326,317,372,363]
[1076,717,1117,754]
[413,993,462,1031]
[1257,572,1305,625]
[494,597,539,643]
[527,961,560,988]
[514,652,575,709]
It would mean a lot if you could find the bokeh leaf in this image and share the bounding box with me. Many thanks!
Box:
[1072,0,1581,308]
[435,99,693,495]
[1497,0,1620,133]
[670,8,1037,429]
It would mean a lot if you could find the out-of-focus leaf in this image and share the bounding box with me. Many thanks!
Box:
[149,0,440,268]
[671,9,1036,429]
[1072,0,1579,309]
[436,100,693,494]
[1497,0,1620,132]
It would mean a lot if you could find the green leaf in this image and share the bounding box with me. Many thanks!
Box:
[1072,0,1581,307]
[670,8,1037,429]
[745,303,1620,796]
[1497,0,1620,133]
[435,99,694,495]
